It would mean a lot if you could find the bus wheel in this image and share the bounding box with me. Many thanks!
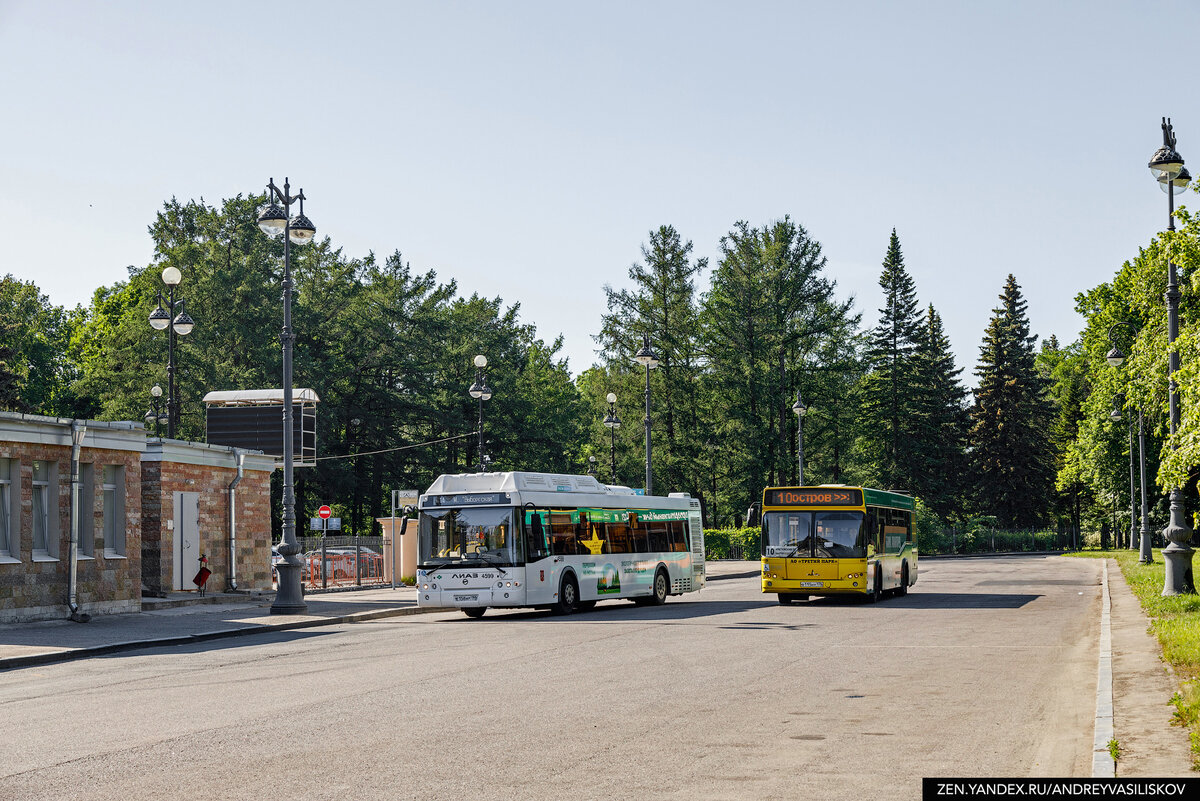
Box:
[649,569,669,605]
[778,593,794,605]
[463,607,486,619]
[871,568,883,604]
[898,564,909,597]
[555,575,579,615]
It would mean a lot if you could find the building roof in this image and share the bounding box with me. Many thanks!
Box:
[201,389,320,406]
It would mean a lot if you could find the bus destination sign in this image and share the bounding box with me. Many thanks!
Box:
[765,488,863,507]
[424,492,511,507]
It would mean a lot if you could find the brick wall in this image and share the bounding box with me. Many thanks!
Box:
[141,451,273,596]
[0,440,142,623]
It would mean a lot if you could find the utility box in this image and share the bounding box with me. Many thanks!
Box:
[202,389,319,467]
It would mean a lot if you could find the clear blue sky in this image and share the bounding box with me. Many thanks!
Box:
[1,0,1196,386]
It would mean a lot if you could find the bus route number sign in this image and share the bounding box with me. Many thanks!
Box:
[765,489,863,507]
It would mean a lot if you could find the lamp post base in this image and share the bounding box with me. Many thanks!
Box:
[270,562,308,614]
[1162,544,1195,596]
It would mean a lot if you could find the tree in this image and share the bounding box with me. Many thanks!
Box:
[969,275,1057,527]
[700,217,854,519]
[911,304,970,523]
[856,230,926,492]
[0,275,79,416]
[596,225,706,496]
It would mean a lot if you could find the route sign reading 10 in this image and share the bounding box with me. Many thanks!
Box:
[765,489,863,507]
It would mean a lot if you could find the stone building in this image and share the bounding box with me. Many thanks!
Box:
[0,411,276,623]
[140,440,276,596]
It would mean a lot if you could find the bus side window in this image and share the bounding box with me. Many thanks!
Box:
[629,515,649,553]
[669,520,687,552]
[904,510,913,543]
[550,512,575,555]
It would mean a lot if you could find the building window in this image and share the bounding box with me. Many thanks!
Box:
[0,458,11,560]
[32,460,57,559]
[77,463,95,558]
[102,465,125,557]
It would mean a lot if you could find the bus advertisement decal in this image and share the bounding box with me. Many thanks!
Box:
[597,564,621,594]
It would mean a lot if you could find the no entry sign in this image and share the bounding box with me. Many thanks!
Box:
[318,505,332,519]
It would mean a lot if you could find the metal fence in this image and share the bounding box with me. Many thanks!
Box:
[286,536,388,590]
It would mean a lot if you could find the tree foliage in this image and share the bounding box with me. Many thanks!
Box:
[969,275,1057,527]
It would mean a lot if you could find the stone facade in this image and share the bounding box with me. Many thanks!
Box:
[140,441,276,596]
[0,413,277,623]
[0,414,145,623]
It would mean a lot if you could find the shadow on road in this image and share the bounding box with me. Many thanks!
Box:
[433,599,770,623]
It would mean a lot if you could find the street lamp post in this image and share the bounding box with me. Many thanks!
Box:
[1148,119,1195,594]
[1108,329,1155,564]
[147,267,195,438]
[792,391,808,485]
[257,177,316,615]
[469,355,493,472]
[1109,394,1136,551]
[144,385,169,438]
[634,335,659,495]
[602,392,621,484]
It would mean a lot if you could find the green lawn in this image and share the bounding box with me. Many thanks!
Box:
[1069,549,1200,765]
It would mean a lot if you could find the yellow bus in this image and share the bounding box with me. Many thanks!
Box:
[756,486,917,604]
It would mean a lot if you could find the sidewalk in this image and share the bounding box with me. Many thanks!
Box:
[0,560,758,671]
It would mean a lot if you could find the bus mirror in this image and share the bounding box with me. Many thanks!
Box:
[746,503,760,527]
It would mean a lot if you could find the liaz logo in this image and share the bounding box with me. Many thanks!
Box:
[450,572,491,579]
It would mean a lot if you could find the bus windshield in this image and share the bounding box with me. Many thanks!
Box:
[418,507,521,568]
[763,511,866,559]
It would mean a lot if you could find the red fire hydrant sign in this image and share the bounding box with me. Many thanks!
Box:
[318,505,332,519]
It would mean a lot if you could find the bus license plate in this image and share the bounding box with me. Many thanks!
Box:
[454,594,478,602]
[799,582,823,588]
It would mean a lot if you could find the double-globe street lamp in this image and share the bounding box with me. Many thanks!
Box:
[147,266,196,438]
[792,391,809,485]
[257,177,316,615]
[634,335,659,495]
[1148,119,1195,595]
[602,392,621,485]
[144,385,169,438]
[469,355,493,472]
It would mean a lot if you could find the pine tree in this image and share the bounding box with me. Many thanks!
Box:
[857,230,925,491]
[912,304,970,522]
[596,224,706,495]
[969,275,1057,527]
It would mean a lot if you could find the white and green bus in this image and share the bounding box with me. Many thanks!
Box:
[416,471,705,618]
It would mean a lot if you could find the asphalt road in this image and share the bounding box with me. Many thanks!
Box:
[0,555,1100,801]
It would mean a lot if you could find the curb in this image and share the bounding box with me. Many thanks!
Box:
[0,604,443,672]
[1092,559,1116,777]
[707,570,758,581]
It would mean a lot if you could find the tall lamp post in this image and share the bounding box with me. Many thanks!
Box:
[603,392,621,484]
[469,355,493,472]
[257,177,316,615]
[1148,119,1195,594]
[144,385,169,438]
[1106,323,1153,562]
[634,335,659,495]
[147,266,196,438]
[792,391,808,485]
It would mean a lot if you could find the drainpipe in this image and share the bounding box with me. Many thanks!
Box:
[68,421,90,622]
[227,449,246,591]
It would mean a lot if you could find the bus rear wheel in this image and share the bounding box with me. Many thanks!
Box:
[463,607,486,619]
[555,575,579,615]
[649,569,669,605]
[898,563,909,597]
